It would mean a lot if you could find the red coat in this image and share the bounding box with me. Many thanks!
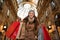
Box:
[6,21,20,39]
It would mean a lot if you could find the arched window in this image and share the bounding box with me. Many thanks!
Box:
[0,0,4,10]
[50,0,56,10]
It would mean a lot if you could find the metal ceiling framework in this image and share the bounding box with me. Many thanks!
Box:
[37,0,60,23]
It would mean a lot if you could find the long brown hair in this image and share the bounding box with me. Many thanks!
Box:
[23,10,39,30]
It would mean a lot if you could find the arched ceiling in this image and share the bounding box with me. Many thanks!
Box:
[36,0,60,23]
[16,0,60,22]
[17,0,38,20]
[17,0,39,5]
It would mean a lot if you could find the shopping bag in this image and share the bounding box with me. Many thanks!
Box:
[10,23,20,39]
[42,24,51,40]
[5,21,20,38]
[38,27,44,40]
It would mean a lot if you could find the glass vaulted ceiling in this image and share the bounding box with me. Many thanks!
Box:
[17,0,39,20]
[17,0,39,5]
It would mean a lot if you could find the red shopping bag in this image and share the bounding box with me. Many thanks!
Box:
[42,24,51,40]
[5,21,20,38]
[10,24,19,39]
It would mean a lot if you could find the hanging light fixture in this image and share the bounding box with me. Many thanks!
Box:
[3,25,7,31]
[48,25,52,30]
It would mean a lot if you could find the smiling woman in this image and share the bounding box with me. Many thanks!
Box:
[17,2,38,20]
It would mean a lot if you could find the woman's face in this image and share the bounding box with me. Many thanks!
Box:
[29,11,34,18]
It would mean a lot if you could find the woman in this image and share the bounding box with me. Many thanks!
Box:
[23,10,39,40]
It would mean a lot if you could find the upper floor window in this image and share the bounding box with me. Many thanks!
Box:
[50,0,56,10]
